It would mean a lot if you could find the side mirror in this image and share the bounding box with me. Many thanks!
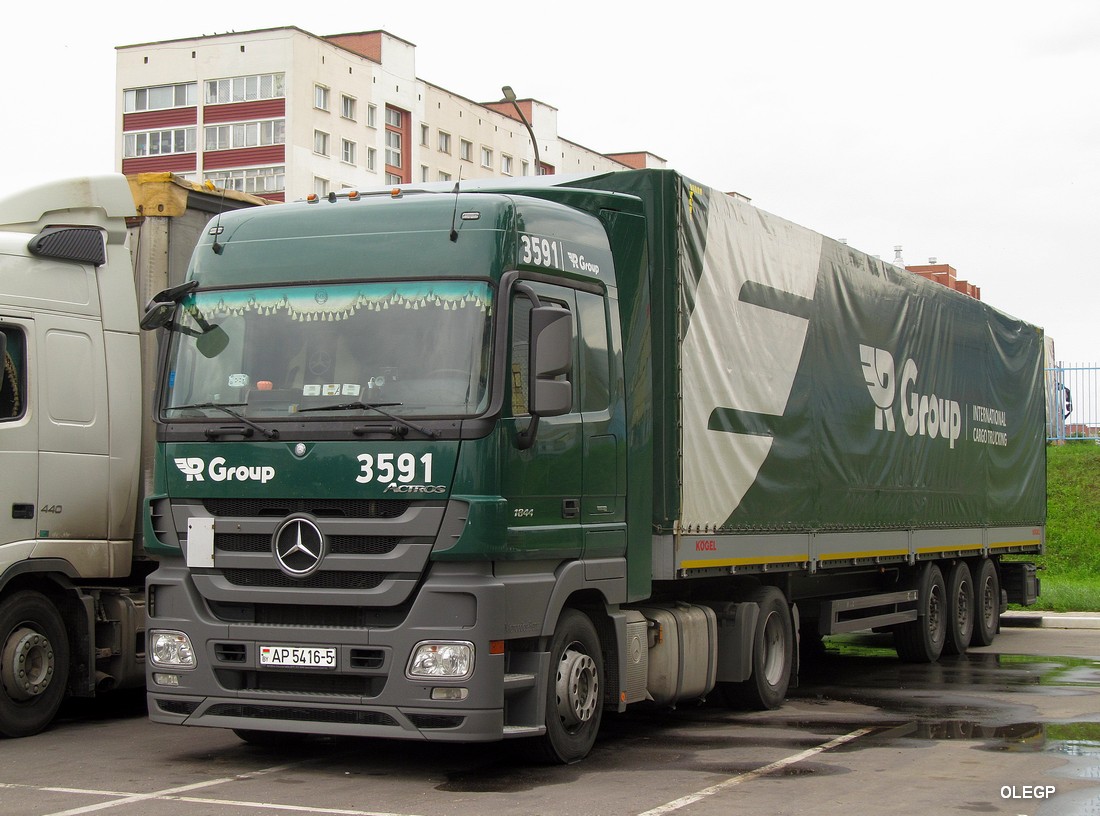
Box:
[529,306,572,417]
[516,306,573,450]
[196,324,230,358]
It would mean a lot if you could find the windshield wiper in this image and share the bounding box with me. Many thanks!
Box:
[169,402,279,440]
[296,401,438,439]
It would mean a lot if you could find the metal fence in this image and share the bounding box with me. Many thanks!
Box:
[1046,364,1099,443]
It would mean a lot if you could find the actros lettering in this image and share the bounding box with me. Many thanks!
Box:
[859,344,962,449]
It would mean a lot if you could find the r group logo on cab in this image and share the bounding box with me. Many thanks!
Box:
[174,457,276,483]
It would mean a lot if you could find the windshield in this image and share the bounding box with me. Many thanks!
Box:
[161,281,493,420]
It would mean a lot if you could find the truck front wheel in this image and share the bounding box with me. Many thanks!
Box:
[535,609,604,764]
[0,591,70,738]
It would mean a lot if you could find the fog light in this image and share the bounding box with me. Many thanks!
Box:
[431,687,469,701]
[407,641,473,680]
[149,630,196,669]
[152,672,180,686]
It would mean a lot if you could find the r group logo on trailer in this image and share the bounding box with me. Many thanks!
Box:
[858,344,962,449]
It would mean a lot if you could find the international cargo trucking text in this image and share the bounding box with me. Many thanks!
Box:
[0,170,1043,759]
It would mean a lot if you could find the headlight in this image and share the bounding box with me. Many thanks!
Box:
[149,630,196,669]
[406,641,473,680]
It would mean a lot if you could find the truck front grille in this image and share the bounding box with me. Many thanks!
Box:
[221,569,387,590]
[202,498,409,519]
[216,533,404,555]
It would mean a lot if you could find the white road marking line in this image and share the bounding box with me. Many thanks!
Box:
[8,757,425,816]
[636,727,876,816]
[38,759,309,816]
[172,796,423,816]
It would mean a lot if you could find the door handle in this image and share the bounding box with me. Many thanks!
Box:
[562,498,580,519]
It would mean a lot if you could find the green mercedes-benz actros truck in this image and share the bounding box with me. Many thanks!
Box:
[143,169,1044,762]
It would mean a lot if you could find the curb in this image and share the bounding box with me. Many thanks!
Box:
[1000,612,1100,630]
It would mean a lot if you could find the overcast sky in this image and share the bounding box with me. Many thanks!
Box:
[2,1,1096,365]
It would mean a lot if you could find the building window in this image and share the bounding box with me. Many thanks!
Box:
[502,154,513,176]
[421,165,430,182]
[314,177,330,197]
[123,127,197,158]
[385,130,402,169]
[204,73,284,104]
[420,124,429,146]
[460,139,473,162]
[124,82,197,113]
[386,173,403,186]
[367,147,377,171]
[203,119,285,151]
[438,131,451,155]
[314,84,330,111]
[314,130,330,156]
[203,166,285,194]
[439,171,452,182]
[367,104,377,128]
[341,94,357,121]
[385,107,402,128]
[521,160,530,176]
[481,147,493,169]
[342,139,356,165]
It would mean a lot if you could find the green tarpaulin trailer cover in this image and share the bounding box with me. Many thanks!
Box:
[571,170,1045,540]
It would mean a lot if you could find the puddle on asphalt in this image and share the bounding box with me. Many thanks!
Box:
[434,644,1100,794]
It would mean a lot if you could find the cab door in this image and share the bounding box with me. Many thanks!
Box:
[499,284,583,559]
[35,312,109,543]
[0,318,39,547]
[576,291,626,561]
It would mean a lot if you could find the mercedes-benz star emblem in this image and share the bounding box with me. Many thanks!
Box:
[272,516,326,577]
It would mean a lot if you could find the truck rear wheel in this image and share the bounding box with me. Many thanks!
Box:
[0,591,70,738]
[970,558,1000,647]
[894,563,946,663]
[943,562,974,655]
[721,587,793,710]
[535,609,604,764]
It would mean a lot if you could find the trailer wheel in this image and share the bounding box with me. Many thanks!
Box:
[0,591,70,738]
[535,609,604,764]
[722,587,793,710]
[943,562,974,656]
[894,563,946,663]
[970,558,1000,647]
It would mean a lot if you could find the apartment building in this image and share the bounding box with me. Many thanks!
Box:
[116,27,664,202]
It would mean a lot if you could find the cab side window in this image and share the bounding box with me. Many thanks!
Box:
[0,326,26,421]
[508,293,574,417]
[576,291,610,413]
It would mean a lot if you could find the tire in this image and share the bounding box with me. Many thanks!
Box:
[894,563,947,663]
[0,591,70,738]
[943,562,974,656]
[535,609,604,764]
[970,558,1000,647]
[721,587,794,710]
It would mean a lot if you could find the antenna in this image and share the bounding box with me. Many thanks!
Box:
[448,167,463,242]
[204,179,228,254]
